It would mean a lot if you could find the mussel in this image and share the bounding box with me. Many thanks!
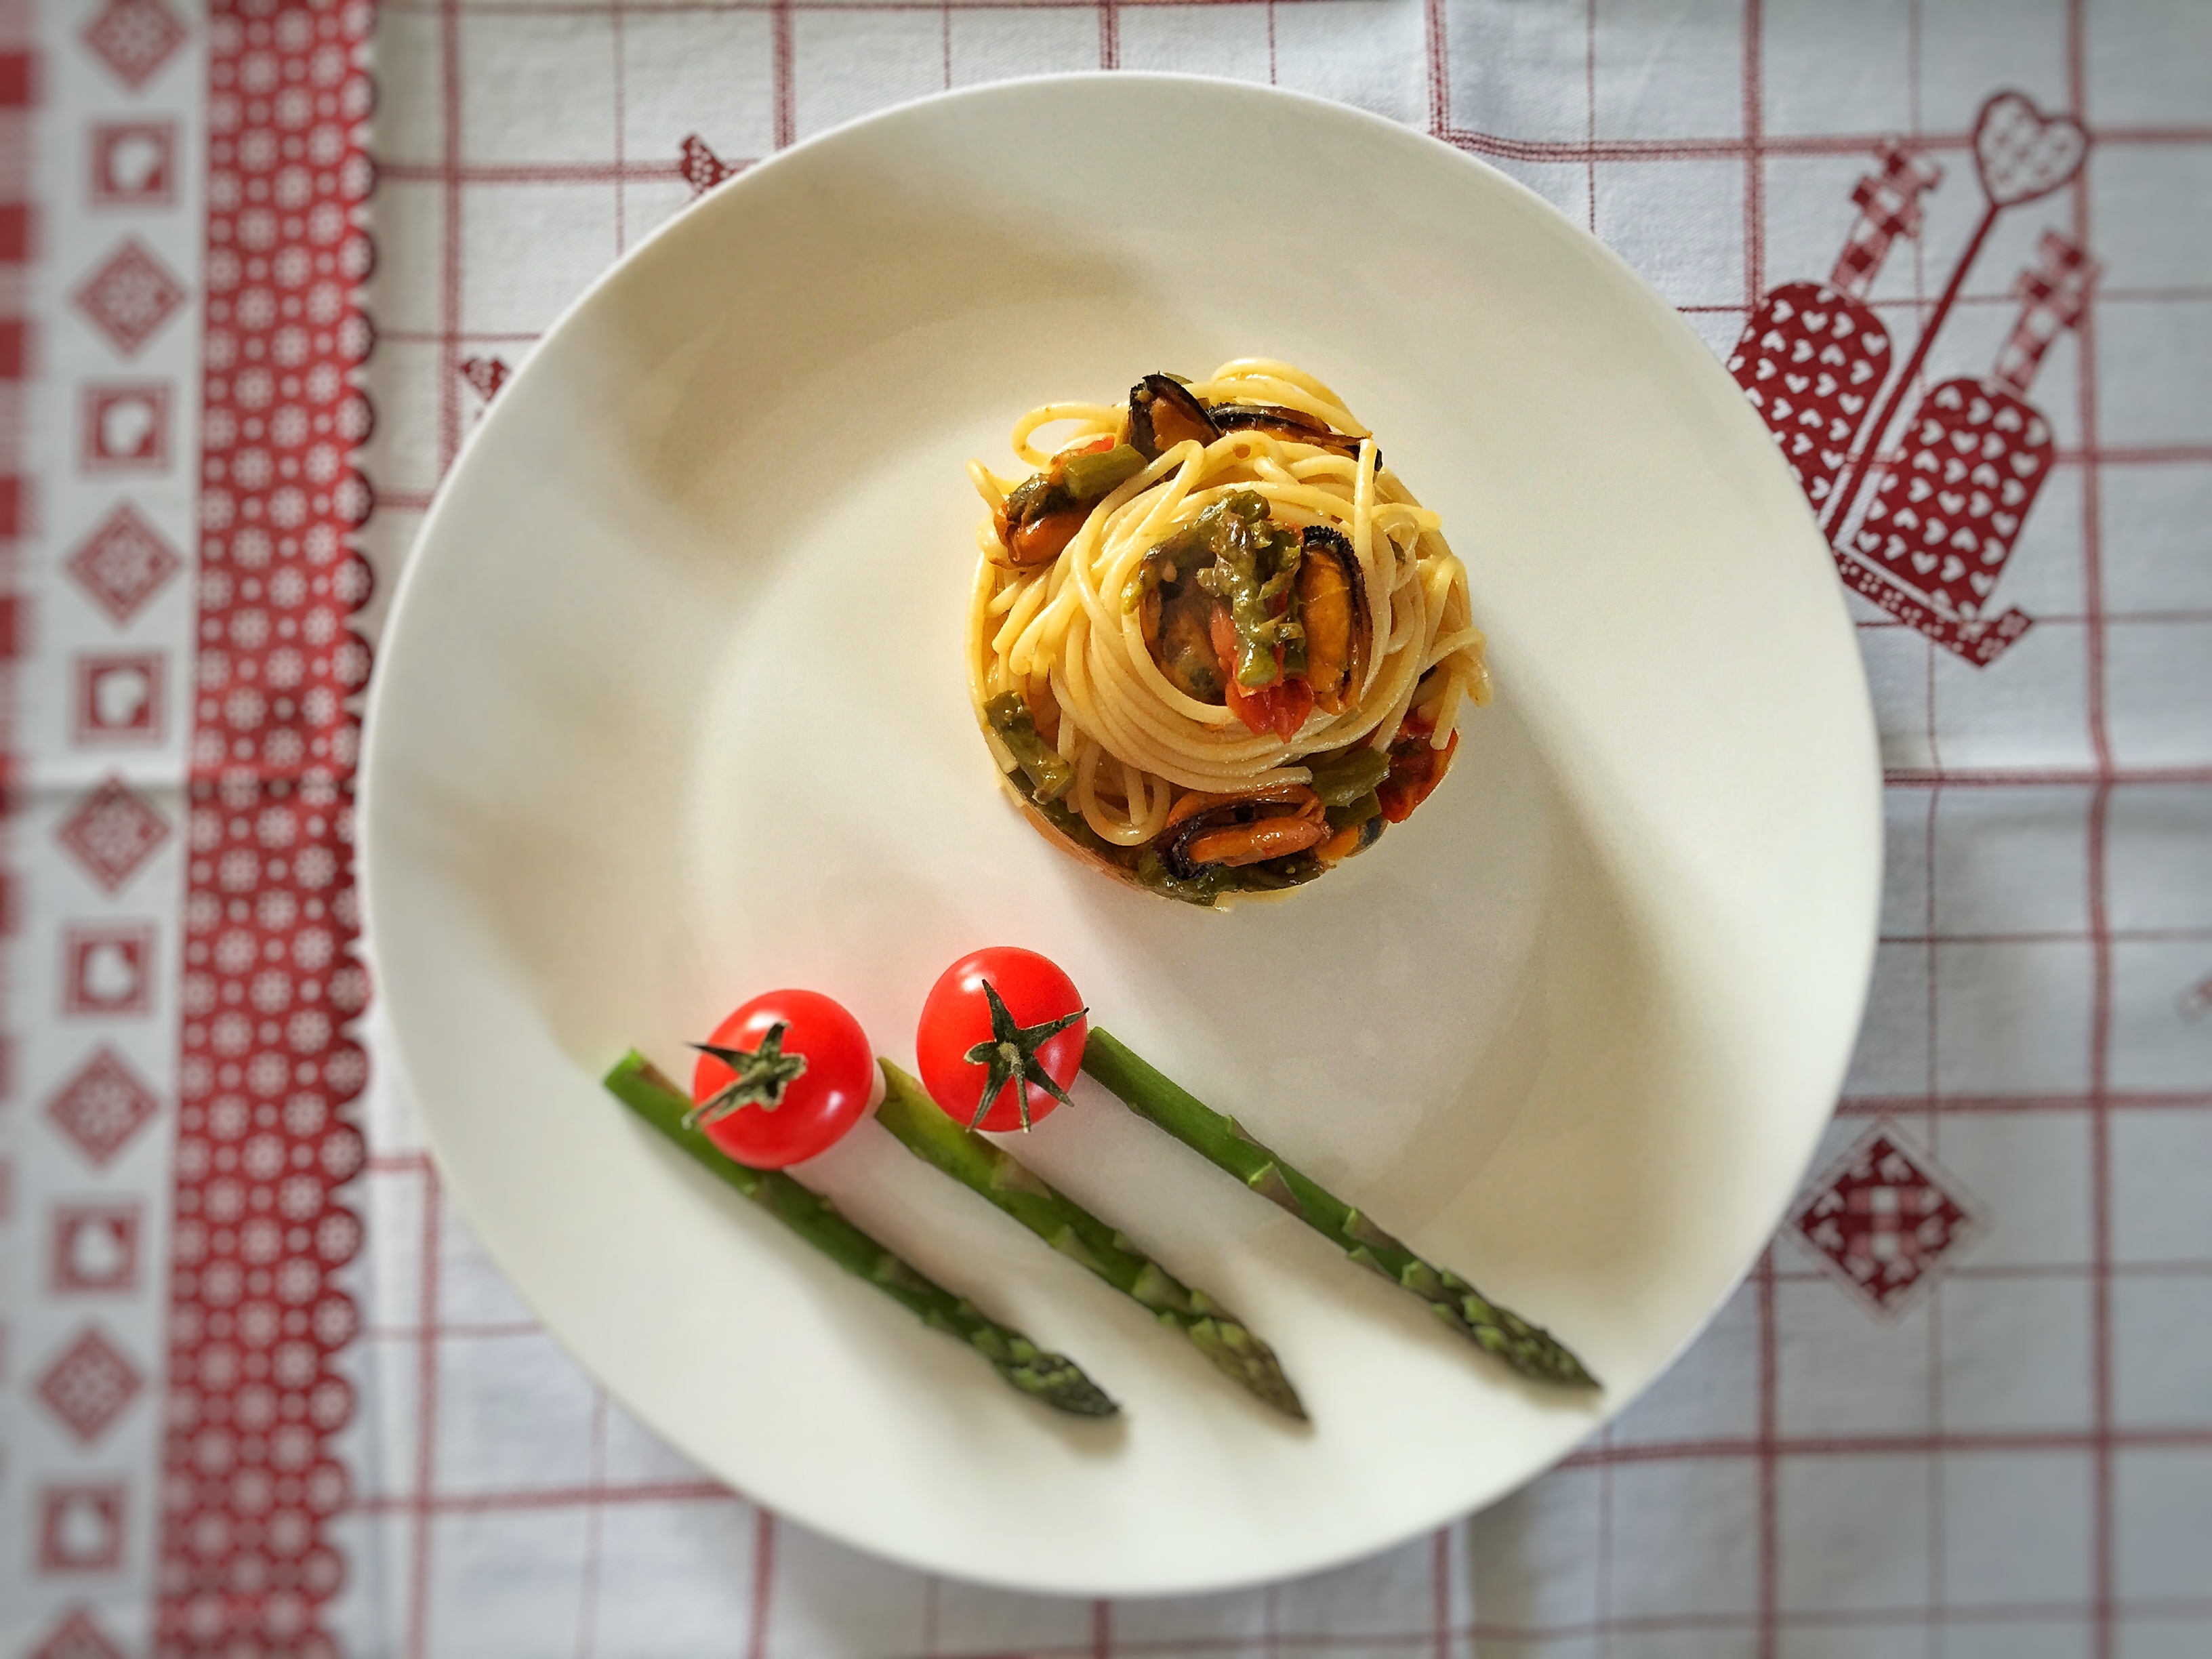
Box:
[1139,576,1225,702]
[1155,781,1328,878]
[994,443,1148,569]
[1210,402,1368,463]
[1128,374,1222,458]
[1295,525,1363,713]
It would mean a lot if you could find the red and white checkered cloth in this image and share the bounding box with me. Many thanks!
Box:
[5,1,2209,1655]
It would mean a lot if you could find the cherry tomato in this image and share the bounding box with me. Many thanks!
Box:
[689,989,874,1168]
[916,947,1088,1132]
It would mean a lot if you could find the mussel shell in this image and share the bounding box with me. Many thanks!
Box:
[1128,374,1223,459]
[1158,783,1322,879]
[1212,403,1368,462]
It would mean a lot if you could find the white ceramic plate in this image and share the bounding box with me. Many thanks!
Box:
[361,75,1879,1597]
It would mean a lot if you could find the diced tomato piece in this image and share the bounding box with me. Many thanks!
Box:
[1376,718,1458,823]
[1269,675,1315,742]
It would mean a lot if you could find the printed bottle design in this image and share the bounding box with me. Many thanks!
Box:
[1727,91,2089,670]
[1728,144,1941,512]
[1850,232,2097,637]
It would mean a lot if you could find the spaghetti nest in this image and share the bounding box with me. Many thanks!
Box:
[966,360,1489,905]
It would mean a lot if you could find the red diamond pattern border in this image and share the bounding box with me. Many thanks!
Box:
[71,237,188,357]
[65,501,184,625]
[56,775,171,893]
[35,1326,146,1446]
[29,1610,127,1659]
[81,0,188,91]
[45,1044,162,1168]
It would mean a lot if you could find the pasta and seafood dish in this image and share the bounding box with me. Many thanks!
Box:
[965,360,1488,905]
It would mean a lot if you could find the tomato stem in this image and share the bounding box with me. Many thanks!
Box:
[961,982,1085,1131]
[685,1021,808,1127]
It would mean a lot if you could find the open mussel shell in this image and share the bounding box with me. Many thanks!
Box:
[1128,373,1222,458]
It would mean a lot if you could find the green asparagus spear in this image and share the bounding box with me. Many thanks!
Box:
[1079,1029,1598,1388]
[876,1060,1307,1420]
[605,1051,1118,1417]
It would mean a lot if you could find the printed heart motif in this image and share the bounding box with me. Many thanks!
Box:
[94,665,150,728]
[1864,335,1887,355]
[108,132,166,193]
[1908,478,1934,504]
[1771,298,1795,323]
[1992,512,2018,536]
[69,1217,129,1279]
[1912,551,1939,575]
[105,399,161,460]
[1970,572,1997,596]
[83,941,138,1002]
[1804,310,1829,333]
[1982,539,2009,565]
[1942,555,1966,583]
[1822,449,1847,472]
[1940,491,1965,514]
[2013,451,2041,476]
[1858,530,1883,554]
[1786,373,1810,393]
[1840,394,1864,415]
[1974,91,2089,208]
[54,1494,113,1558]
[1994,405,2024,433]
[2001,479,2028,507]
[1936,384,1966,411]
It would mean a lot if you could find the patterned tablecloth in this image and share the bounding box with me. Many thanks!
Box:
[2,1,2208,1655]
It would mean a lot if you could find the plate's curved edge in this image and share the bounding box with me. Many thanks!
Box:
[357,73,1886,1597]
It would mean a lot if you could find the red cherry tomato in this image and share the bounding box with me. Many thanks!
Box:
[916,947,1088,1132]
[689,989,874,1168]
